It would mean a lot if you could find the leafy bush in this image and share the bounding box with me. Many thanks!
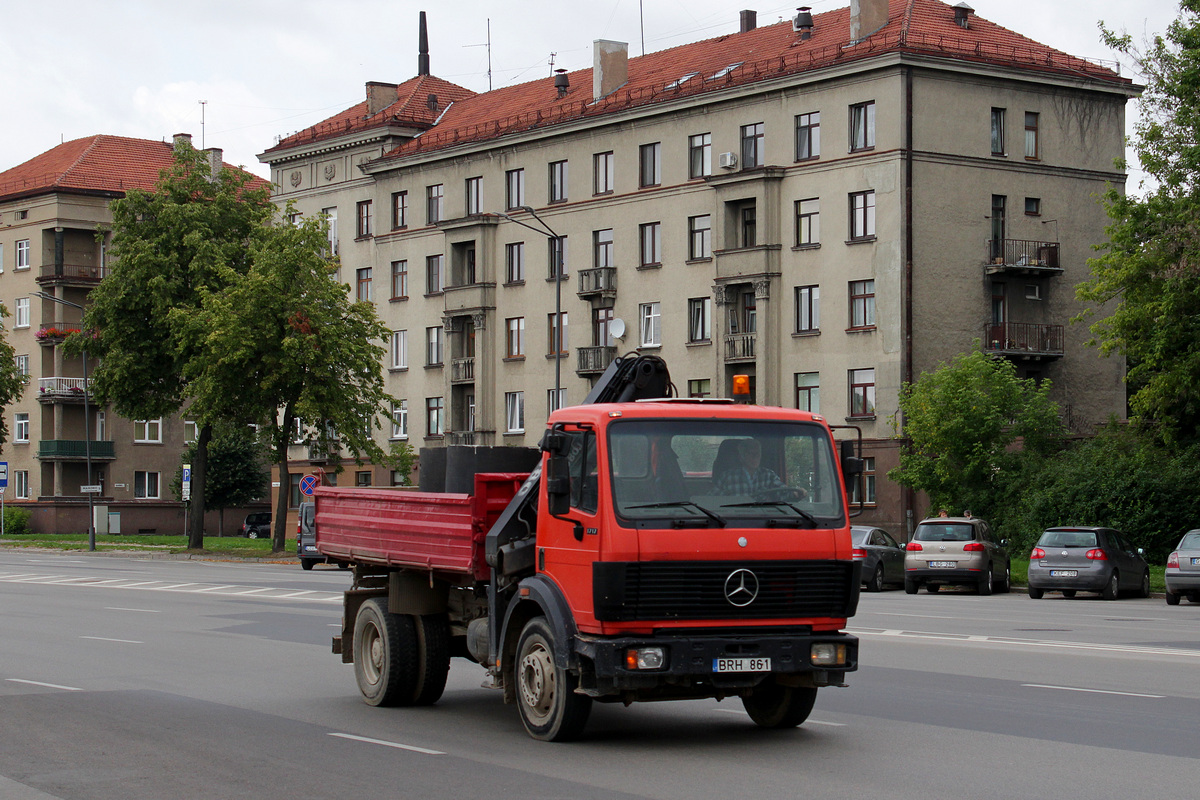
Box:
[1,506,32,535]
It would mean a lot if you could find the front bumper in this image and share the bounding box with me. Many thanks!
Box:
[573,630,858,697]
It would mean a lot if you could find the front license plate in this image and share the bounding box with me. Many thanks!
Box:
[928,561,955,568]
[1049,570,1078,577]
[713,657,771,673]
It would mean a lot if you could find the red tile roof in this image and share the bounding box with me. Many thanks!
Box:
[0,135,270,204]
[333,0,1125,162]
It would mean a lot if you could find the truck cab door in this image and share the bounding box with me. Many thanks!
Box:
[539,427,604,627]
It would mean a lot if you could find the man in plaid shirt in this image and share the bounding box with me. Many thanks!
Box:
[715,439,806,499]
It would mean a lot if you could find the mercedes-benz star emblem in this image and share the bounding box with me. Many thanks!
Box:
[724,569,759,607]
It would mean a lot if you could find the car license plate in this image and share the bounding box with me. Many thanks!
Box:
[713,657,771,673]
[1192,558,1200,566]
[929,561,955,568]
[1049,570,1078,577]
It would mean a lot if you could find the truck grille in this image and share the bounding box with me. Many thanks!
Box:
[592,560,857,622]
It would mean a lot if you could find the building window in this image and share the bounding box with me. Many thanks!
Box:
[795,112,820,160]
[135,419,162,443]
[390,330,407,369]
[740,202,757,248]
[795,198,820,246]
[391,191,408,229]
[850,456,877,505]
[639,302,661,347]
[354,471,372,488]
[639,142,661,187]
[14,298,29,329]
[548,311,568,355]
[505,242,525,283]
[505,168,525,210]
[14,470,29,500]
[991,108,1006,155]
[391,260,408,299]
[547,388,567,414]
[506,317,526,358]
[850,101,876,151]
[355,267,373,301]
[184,420,198,443]
[689,215,712,260]
[795,285,820,333]
[14,412,28,443]
[321,208,338,256]
[740,122,764,168]
[505,391,525,433]
[96,409,105,441]
[426,326,443,366]
[15,240,30,270]
[1025,112,1040,159]
[795,372,820,413]
[426,184,444,224]
[593,228,614,268]
[688,379,711,398]
[426,397,444,437]
[593,307,615,347]
[549,160,568,202]
[14,354,28,376]
[548,236,568,279]
[134,471,160,499]
[850,279,876,329]
[991,195,1007,259]
[849,191,876,240]
[688,297,712,343]
[593,151,615,194]
[426,254,443,294]
[465,176,483,215]
[392,400,408,439]
[1025,197,1041,216]
[849,368,876,417]
[689,133,711,178]
[356,200,373,238]
[639,222,662,267]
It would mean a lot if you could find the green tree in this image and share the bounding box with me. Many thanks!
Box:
[76,141,272,549]
[1081,3,1200,444]
[171,421,271,536]
[890,347,1063,520]
[187,212,413,551]
[0,306,30,450]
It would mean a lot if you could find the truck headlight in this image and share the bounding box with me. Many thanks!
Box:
[624,647,666,670]
[810,643,847,667]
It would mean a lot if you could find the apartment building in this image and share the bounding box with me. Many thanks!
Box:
[0,134,269,534]
[260,0,1135,537]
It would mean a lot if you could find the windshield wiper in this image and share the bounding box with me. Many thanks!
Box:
[720,500,819,527]
[626,501,727,527]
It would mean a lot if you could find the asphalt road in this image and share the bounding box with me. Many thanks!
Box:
[1,550,1197,799]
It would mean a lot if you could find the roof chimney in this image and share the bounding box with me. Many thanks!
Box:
[172,132,193,152]
[953,2,974,29]
[418,11,430,76]
[554,69,570,98]
[204,148,223,180]
[849,0,888,44]
[366,81,398,116]
[593,39,628,101]
[740,10,757,33]
[793,6,814,39]
[427,93,439,112]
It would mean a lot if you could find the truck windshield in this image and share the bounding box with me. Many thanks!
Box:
[608,418,846,527]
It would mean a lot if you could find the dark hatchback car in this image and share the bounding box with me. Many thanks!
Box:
[1027,527,1150,600]
[239,512,271,539]
[851,526,906,592]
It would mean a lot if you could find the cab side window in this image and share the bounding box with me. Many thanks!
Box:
[566,430,598,514]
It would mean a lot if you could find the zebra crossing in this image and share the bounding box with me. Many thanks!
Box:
[0,570,342,603]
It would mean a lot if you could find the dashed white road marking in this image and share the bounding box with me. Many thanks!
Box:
[6,678,82,691]
[80,636,143,644]
[328,732,445,755]
[1022,684,1165,699]
[850,627,1200,659]
[104,607,160,613]
[0,571,340,603]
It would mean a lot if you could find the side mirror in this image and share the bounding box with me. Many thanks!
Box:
[540,430,571,456]
[545,454,571,517]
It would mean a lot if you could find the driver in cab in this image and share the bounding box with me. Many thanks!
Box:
[715,439,806,500]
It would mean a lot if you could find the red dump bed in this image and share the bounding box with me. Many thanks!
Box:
[313,473,528,582]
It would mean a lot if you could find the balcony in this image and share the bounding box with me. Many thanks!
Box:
[442,282,495,313]
[37,263,106,286]
[36,440,116,461]
[983,322,1064,360]
[985,239,1063,277]
[451,357,475,384]
[37,377,94,404]
[577,267,617,299]
[724,332,757,363]
[577,346,617,375]
[35,324,82,347]
[446,430,494,446]
[307,442,341,463]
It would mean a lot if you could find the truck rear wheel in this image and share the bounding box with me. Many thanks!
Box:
[515,617,592,741]
[742,680,818,728]
[353,598,418,707]
[411,614,451,706]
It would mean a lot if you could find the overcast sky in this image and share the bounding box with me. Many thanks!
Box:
[3,0,1181,187]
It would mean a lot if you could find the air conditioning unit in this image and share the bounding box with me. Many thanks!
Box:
[718,151,738,169]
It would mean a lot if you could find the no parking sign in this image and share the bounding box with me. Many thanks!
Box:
[300,475,317,496]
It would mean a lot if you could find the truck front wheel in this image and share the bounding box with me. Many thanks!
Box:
[353,598,417,707]
[514,617,592,741]
[742,680,818,728]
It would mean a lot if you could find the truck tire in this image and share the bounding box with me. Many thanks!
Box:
[412,614,451,706]
[353,598,418,707]
[742,681,818,728]
[515,617,592,741]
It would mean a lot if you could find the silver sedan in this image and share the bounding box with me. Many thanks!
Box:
[1165,529,1200,605]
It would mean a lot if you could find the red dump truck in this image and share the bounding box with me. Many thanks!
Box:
[315,355,862,740]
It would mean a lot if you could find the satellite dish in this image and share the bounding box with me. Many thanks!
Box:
[610,318,626,341]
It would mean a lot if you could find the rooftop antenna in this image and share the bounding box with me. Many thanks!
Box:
[639,0,645,56]
[198,100,207,149]
[465,18,493,91]
[548,52,557,76]
[418,11,430,76]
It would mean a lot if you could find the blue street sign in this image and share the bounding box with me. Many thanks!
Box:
[300,475,317,496]
[0,461,8,488]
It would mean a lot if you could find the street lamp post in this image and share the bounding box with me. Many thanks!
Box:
[33,292,95,552]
